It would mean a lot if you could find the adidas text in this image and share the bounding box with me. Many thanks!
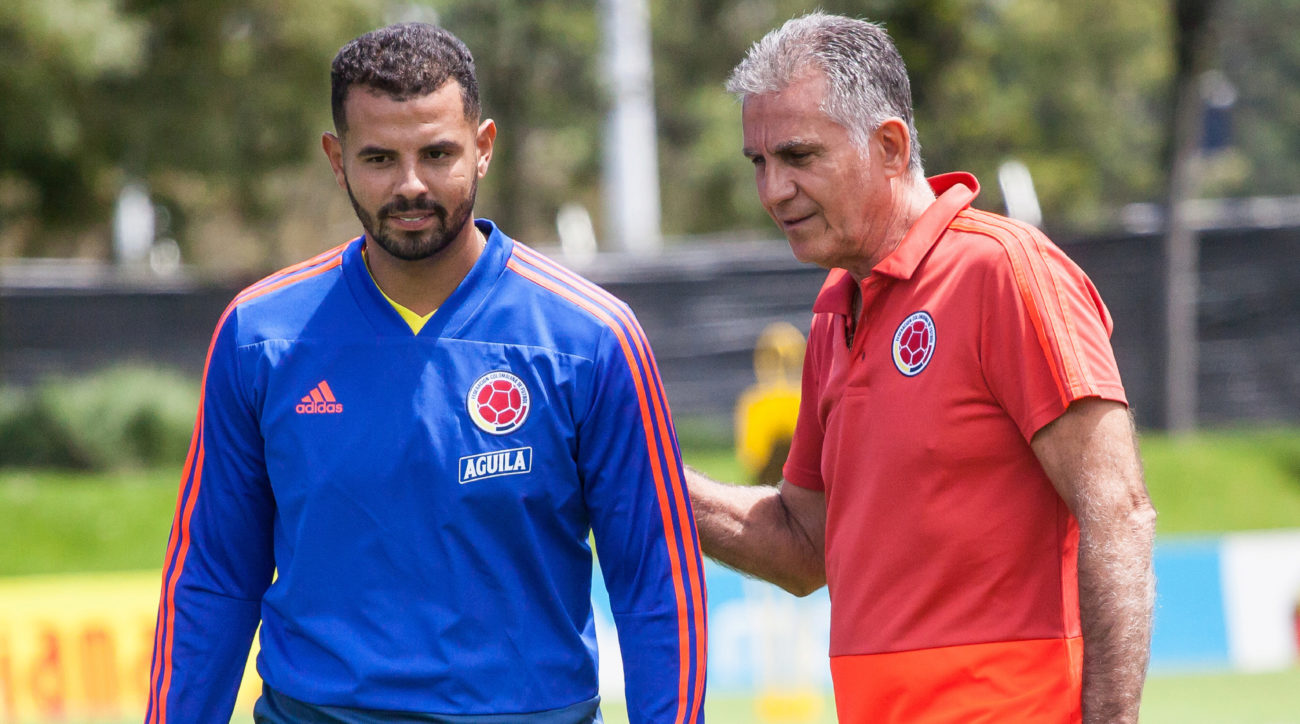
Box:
[296,401,344,414]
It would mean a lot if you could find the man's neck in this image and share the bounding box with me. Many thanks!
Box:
[846,176,936,284]
[365,222,486,316]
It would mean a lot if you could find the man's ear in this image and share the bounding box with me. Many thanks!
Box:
[475,119,497,179]
[873,118,912,179]
[322,132,347,190]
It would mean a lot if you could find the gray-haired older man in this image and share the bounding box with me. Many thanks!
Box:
[686,12,1155,723]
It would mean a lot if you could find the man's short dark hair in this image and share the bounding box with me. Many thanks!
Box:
[330,22,480,134]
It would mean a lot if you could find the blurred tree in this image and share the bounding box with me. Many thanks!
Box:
[930,0,1172,231]
[1204,0,1300,198]
[0,0,382,264]
[103,0,382,267]
[437,0,603,246]
[0,0,1294,266]
[652,0,1172,236]
[0,0,148,254]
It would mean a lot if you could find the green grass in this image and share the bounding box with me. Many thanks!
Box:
[1141,427,1300,534]
[87,669,1300,724]
[597,669,1300,724]
[603,668,1300,724]
[2,425,1298,573]
[1141,667,1300,723]
[2,425,1299,723]
[0,467,179,576]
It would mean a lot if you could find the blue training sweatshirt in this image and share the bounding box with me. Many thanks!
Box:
[146,220,707,723]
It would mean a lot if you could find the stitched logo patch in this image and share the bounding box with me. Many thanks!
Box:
[892,311,936,376]
[467,371,531,435]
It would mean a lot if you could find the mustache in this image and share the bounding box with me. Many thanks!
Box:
[380,196,448,220]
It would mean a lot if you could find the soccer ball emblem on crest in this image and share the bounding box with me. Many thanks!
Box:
[892,311,936,376]
[467,371,531,435]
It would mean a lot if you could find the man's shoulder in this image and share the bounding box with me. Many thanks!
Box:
[219,240,355,339]
[933,209,1101,314]
[499,241,638,334]
[946,207,1048,248]
[937,208,1074,269]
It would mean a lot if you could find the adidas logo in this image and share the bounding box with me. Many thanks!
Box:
[296,380,344,414]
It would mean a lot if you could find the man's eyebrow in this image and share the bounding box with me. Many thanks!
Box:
[355,144,394,157]
[743,138,818,159]
[354,140,461,158]
[773,138,817,154]
[420,140,461,154]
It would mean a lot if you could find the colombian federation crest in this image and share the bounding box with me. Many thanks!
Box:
[467,371,531,435]
[892,311,936,377]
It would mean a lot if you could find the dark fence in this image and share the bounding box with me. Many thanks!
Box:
[1063,226,1300,428]
[2,227,1298,430]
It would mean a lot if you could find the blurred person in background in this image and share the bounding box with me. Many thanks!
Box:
[685,12,1155,724]
[146,22,705,724]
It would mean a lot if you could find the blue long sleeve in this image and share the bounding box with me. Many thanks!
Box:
[147,307,276,724]
[580,314,708,723]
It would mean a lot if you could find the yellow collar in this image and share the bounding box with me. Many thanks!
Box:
[362,246,436,334]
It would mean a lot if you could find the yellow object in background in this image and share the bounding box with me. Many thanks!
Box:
[755,688,825,723]
[0,572,259,723]
[735,322,806,486]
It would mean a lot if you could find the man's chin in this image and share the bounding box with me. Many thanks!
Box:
[371,230,449,262]
[784,234,816,259]
[786,238,836,270]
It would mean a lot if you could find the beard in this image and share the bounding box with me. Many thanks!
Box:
[345,176,478,262]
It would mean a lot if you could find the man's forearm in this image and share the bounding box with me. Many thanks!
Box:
[684,466,825,596]
[1030,400,1158,723]
[1077,495,1157,724]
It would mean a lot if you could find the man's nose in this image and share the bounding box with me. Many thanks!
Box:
[759,164,797,207]
[393,162,430,199]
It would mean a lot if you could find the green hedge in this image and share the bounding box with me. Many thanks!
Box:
[0,366,198,470]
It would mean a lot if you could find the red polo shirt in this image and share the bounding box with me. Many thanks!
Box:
[784,173,1126,723]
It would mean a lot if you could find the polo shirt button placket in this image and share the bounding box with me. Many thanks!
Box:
[850,277,885,384]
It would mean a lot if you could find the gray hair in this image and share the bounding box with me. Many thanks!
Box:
[726,12,923,174]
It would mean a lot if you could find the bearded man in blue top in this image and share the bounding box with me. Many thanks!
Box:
[146,22,706,724]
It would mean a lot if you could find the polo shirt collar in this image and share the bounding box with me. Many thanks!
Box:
[813,172,980,315]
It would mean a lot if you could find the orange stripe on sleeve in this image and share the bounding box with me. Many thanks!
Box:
[637,324,709,723]
[156,442,206,724]
[951,217,1071,408]
[147,419,203,724]
[149,253,344,723]
[967,214,1094,394]
[513,245,708,720]
[238,241,353,298]
[506,253,701,724]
